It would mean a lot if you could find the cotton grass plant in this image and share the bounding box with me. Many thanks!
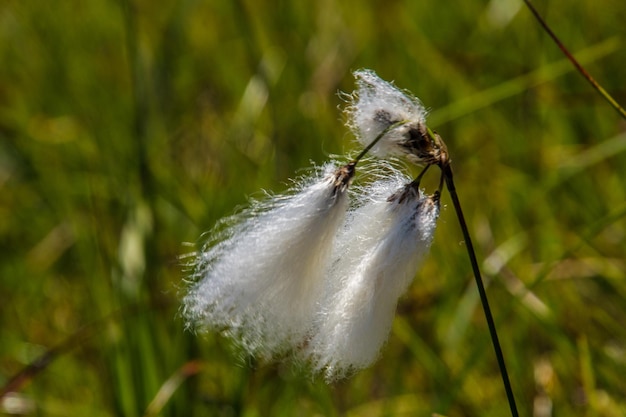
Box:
[183,70,441,365]
[183,68,519,415]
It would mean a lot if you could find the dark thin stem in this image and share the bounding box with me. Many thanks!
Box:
[0,298,170,398]
[522,0,626,120]
[441,163,519,417]
[0,325,95,398]
[354,120,408,163]
[412,164,431,187]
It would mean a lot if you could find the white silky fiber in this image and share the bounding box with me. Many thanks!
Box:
[304,172,440,380]
[345,69,429,160]
[182,163,352,359]
[182,69,442,380]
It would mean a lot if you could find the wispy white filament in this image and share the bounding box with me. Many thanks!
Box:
[304,172,440,380]
[182,163,352,359]
[183,69,443,380]
[346,69,428,160]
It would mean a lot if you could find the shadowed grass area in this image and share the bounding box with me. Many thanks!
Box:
[1,1,625,416]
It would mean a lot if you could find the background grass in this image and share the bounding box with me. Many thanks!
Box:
[1,1,625,416]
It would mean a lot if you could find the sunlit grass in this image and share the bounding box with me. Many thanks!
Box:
[1,1,625,416]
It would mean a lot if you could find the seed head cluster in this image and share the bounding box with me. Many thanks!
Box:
[182,69,444,380]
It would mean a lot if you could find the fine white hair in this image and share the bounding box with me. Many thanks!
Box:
[345,69,428,160]
[304,171,440,380]
[182,69,443,380]
[182,162,352,359]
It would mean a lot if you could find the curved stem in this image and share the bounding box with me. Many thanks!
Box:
[353,120,408,163]
[442,163,520,417]
[412,164,431,188]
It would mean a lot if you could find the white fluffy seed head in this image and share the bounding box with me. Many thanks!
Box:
[182,162,353,359]
[182,69,444,380]
[303,171,440,380]
[345,69,429,161]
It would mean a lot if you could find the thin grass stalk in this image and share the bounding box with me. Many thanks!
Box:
[441,163,520,417]
[522,0,626,120]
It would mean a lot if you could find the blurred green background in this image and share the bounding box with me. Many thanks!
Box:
[1,1,625,416]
